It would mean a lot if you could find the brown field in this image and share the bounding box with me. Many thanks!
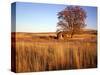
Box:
[11,31,97,72]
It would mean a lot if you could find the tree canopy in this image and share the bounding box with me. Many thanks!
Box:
[57,6,87,38]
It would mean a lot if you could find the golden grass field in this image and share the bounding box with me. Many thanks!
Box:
[11,31,97,72]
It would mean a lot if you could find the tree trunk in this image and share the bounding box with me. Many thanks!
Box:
[71,31,74,38]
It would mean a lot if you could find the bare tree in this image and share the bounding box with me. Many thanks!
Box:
[57,6,87,38]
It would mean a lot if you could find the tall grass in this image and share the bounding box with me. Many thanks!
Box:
[14,39,97,72]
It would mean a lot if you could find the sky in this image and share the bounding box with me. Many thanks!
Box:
[12,2,97,32]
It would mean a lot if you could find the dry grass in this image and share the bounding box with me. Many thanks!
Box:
[11,32,97,72]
